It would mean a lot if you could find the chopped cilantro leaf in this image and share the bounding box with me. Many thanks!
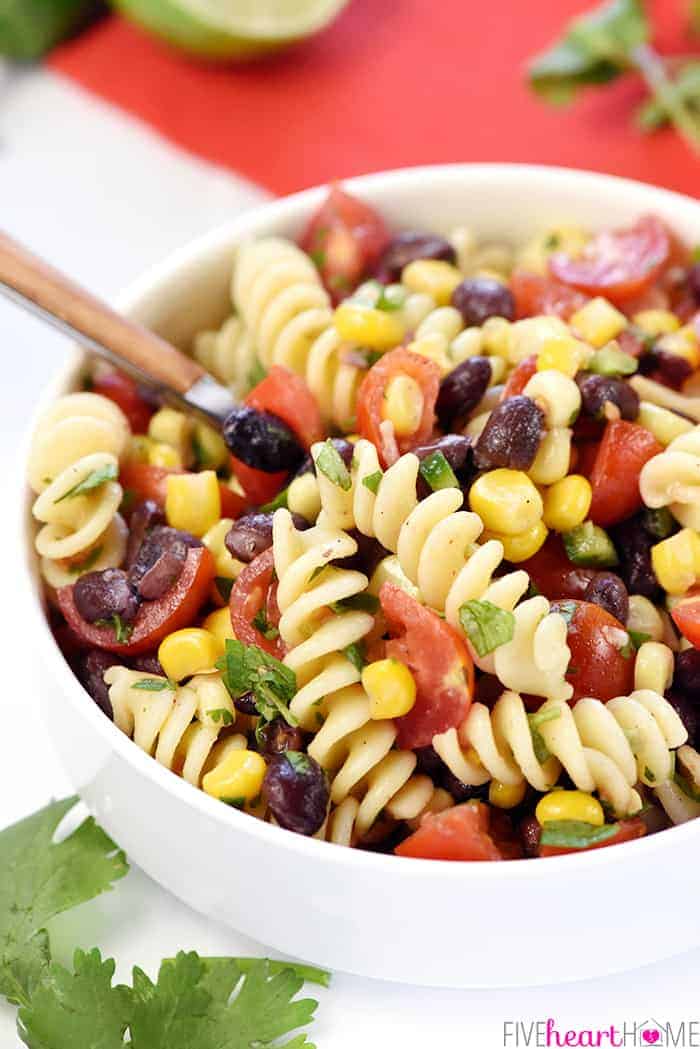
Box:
[285,752,313,775]
[343,641,366,673]
[627,630,651,650]
[252,608,280,641]
[207,708,234,726]
[94,615,134,645]
[329,593,379,615]
[361,471,383,495]
[314,439,352,491]
[67,546,103,576]
[539,820,618,849]
[247,358,267,388]
[132,678,176,692]
[215,576,234,602]
[260,486,289,513]
[216,639,297,733]
[54,461,118,503]
[458,599,515,657]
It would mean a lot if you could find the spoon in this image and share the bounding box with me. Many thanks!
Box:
[0,230,237,425]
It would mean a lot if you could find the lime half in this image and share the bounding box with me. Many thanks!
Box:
[113,0,351,59]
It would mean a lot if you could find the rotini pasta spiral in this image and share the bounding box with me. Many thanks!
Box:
[522,369,581,486]
[435,687,686,817]
[105,667,241,786]
[193,315,258,399]
[639,425,700,530]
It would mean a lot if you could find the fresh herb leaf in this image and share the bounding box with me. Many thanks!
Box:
[361,471,383,495]
[94,615,134,645]
[252,608,280,641]
[539,819,619,849]
[207,708,234,726]
[375,284,406,312]
[329,593,379,615]
[458,599,515,657]
[314,439,352,491]
[54,461,119,504]
[637,60,700,131]
[120,488,136,514]
[247,359,267,389]
[527,708,561,764]
[222,797,247,810]
[643,765,656,783]
[308,564,327,584]
[627,629,651,650]
[260,486,289,513]
[309,249,326,270]
[343,641,366,673]
[529,707,562,730]
[641,506,676,540]
[418,451,460,492]
[132,678,176,692]
[216,640,298,731]
[215,576,234,602]
[285,752,313,775]
[0,797,128,1008]
[67,546,103,576]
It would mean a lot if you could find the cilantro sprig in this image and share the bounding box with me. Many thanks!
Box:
[216,639,298,735]
[53,461,118,503]
[527,0,700,153]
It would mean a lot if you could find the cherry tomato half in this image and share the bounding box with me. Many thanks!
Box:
[523,534,597,602]
[380,582,474,749]
[57,547,215,655]
[356,347,440,466]
[299,184,389,301]
[671,590,700,649]
[229,548,285,658]
[539,817,646,858]
[92,370,153,434]
[510,270,589,320]
[549,215,670,306]
[588,420,663,528]
[395,802,521,861]
[551,599,635,703]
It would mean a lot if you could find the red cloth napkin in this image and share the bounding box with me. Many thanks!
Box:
[50,0,698,198]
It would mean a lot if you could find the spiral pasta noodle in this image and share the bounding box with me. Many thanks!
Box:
[105,667,242,786]
[435,687,686,817]
[522,369,581,486]
[639,424,700,530]
[193,315,258,399]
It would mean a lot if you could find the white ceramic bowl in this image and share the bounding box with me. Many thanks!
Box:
[24,165,700,989]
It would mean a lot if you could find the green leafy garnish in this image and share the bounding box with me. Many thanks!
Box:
[641,506,676,540]
[361,471,383,495]
[343,641,366,673]
[54,461,118,504]
[252,608,280,641]
[527,707,561,764]
[527,0,700,152]
[260,486,290,513]
[215,576,234,602]
[329,593,379,615]
[94,615,134,645]
[539,820,619,849]
[0,798,128,1008]
[314,439,352,491]
[216,639,298,733]
[458,599,515,657]
[588,344,638,377]
[67,546,103,576]
[644,765,656,783]
[627,629,651,650]
[375,284,406,312]
[285,752,313,776]
[132,678,176,692]
[418,451,460,492]
[207,708,234,726]
[247,359,267,389]
[562,521,619,568]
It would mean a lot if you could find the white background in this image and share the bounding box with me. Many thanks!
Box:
[1,69,699,1048]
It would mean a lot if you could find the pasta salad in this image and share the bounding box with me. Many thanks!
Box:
[30,184,700,861]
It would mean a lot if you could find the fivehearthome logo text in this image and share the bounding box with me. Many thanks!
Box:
[503,1018,700,1047]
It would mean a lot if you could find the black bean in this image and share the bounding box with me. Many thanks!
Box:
[519,815,541,858]
[225,512,309,564]
[136,540,187,600]
[583,572,629,625]
[451,277,515,326]
[639,349,693,390]
[128,525,201,590]
[473,395,545,472]
[257,718,306,757]
[222,405,304,472]
[263,751,329,836]
[374,232,456,284]
[131,654,164,676]
[666,691,700,749]
[688,263,700,304]
[74,569,140,624]
[413,745,444,779]
[611,516,662,601]
[440,767,489,803]
[576,373,640,421]
[675,649,700,696]
[77,650,119,718]
[126,499,165,567]
[234,691,259,716]
[435,356,491,429]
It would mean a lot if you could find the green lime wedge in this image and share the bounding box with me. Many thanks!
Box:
[112,0,351,59]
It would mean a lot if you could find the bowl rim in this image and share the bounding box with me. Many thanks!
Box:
[24,161,700,880]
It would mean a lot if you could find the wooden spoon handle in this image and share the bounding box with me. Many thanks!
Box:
[0,230,205,394]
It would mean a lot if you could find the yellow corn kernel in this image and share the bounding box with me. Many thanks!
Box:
[148,408,193,465]
[203,607,236,653]
[570,297,627,348]
[401,259,463,306]
[633,309,681,337]
[651,528,700,595]
[362,658,417,719]
[202,749,267,804]
[517,225,589,274]
[165,470,221,537]
[193,421,228,470]
[368,555,421,601]
[542,475,592,532]
[536,790,605,828]
[637,401,694,447]
[287,473,322,521]
[536,335,590,378]
[407,333,451,375]
[481,316,512,356]
[449,326,483,365]
[634,640,674,694]
[148,441,182,469]
[506,316,569,365]
[657,326,700,370]
[158,628,221,682]
[333,302,405,350]
[488,355,507,384]
[127,434,153,463]
[483,519,548,562]
[382,375,424,437]
[489,779,527,809]
[202,517,240,579]
[469,468,543,536]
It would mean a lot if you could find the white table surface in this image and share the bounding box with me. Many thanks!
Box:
[1,68,699,1049]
